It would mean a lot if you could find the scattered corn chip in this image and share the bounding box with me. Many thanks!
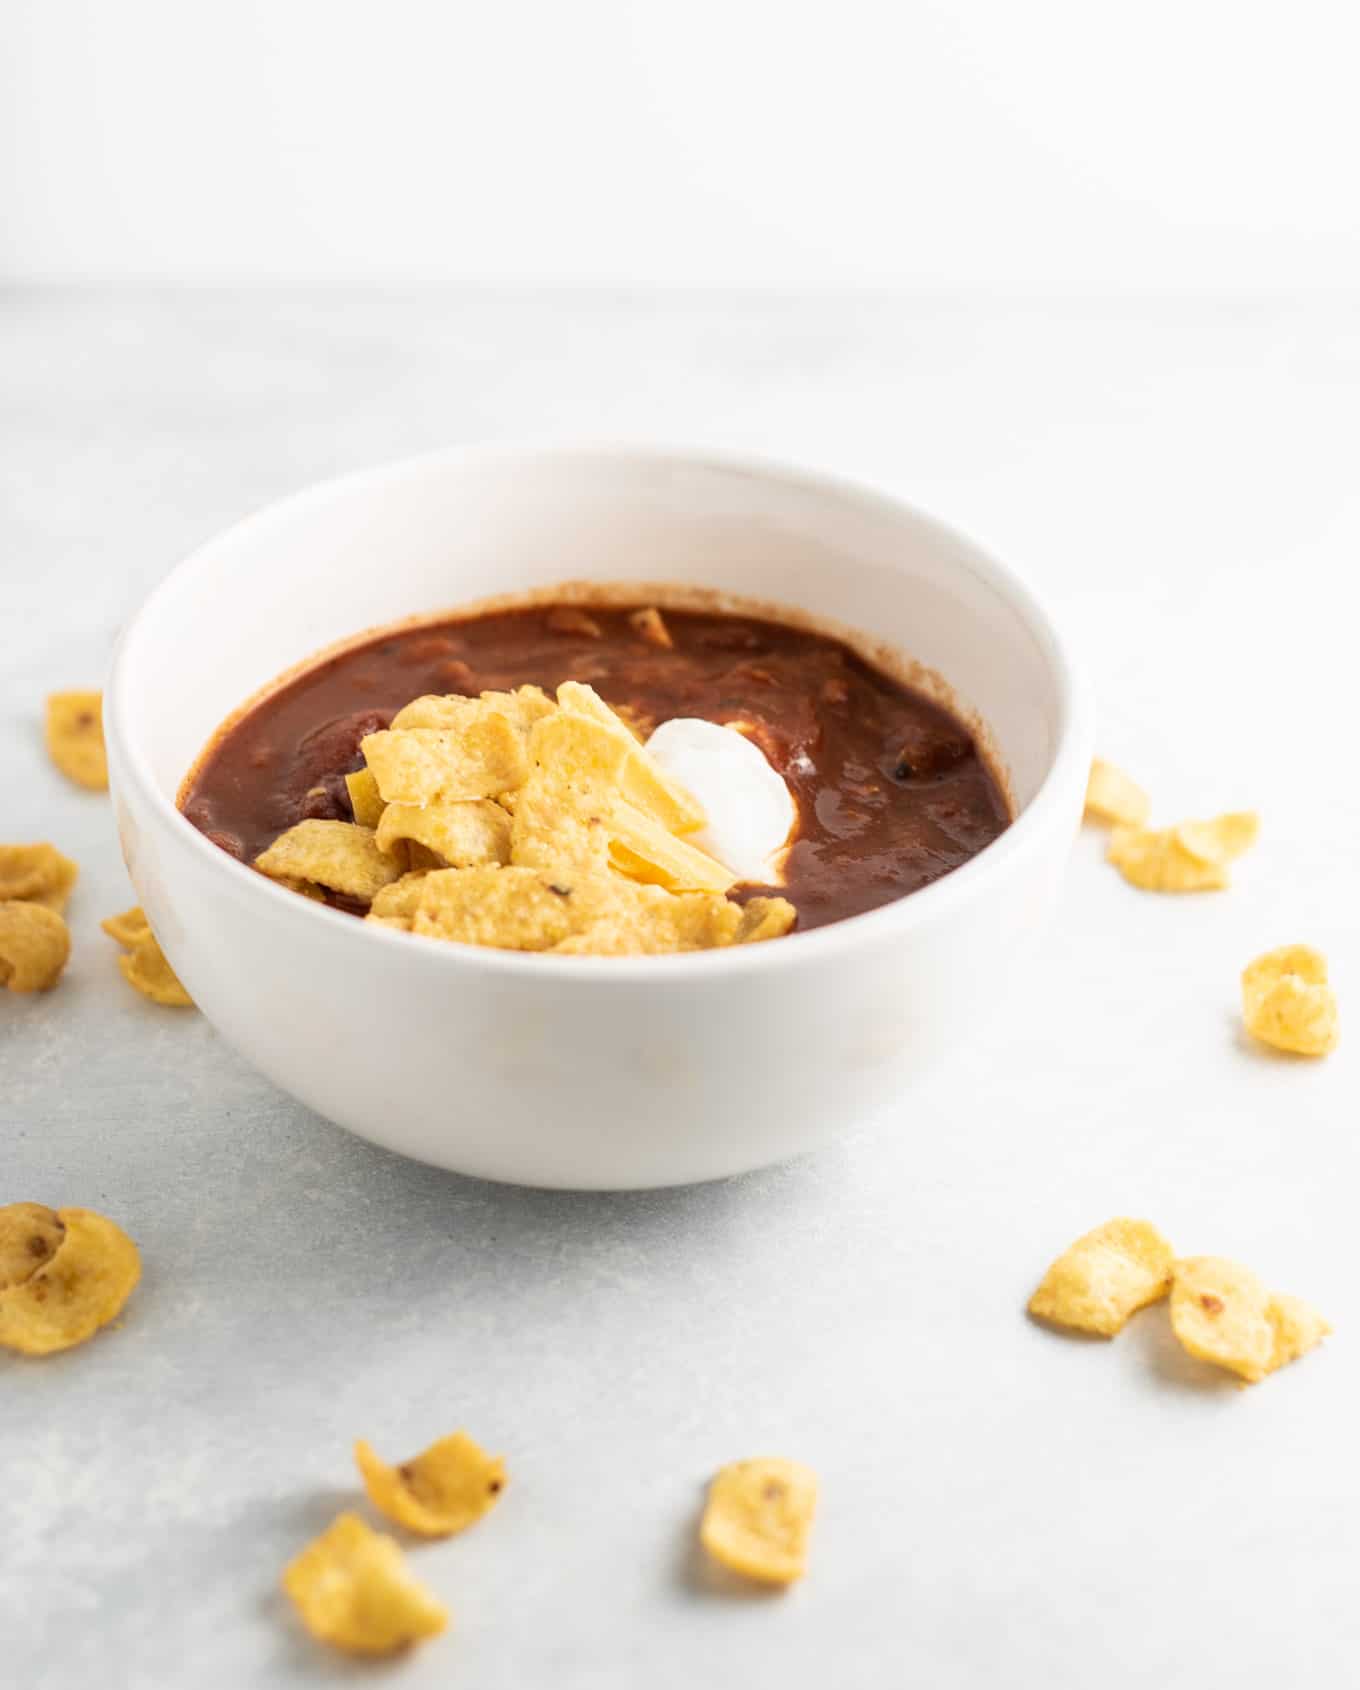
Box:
[45,691,107,790]
[510,791,610,875]
[376,798,511,869]
[1028,1218,1175,1337]
[552,886,745,955]
[1108,818,1246,892]
[0,1206,141,1355]
[475,687,556,733]
[549,926,644,957]
[551,689,706,833]
[255,820,403,900]
[1084,759,1150,827]
[100,906,151,948]
[555,680,627,730]
[613,702,654,742]
[1170,1257,1272,1381]
[1266,1293,1333,1373]
[103,906,194,1007]
[118,942,193,1007]
[608,802,737,894]
[273,876,327,902]
[700,1459,818,1587]
[411,867,584,951]
[545,606,602,638]
[355,1432,507,1538]
[1175,811,1259,866]
[736,897,798,943]
[526,711,633,810]
[1242,944,1339,1057]
[390,686,553,737]
[0,901,71,992]
[1168,1256,1328,1383]
[636,888,744,949]
[362,718,528,806]
[629,606,673,649]
[390,694,493,732]
[0,1203,66,1290]
[281,1513,448,1657]
[0,843,79,912]
[369,872,432,922]
[345,767,386,829]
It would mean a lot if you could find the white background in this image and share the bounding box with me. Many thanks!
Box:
[5,6,1360,1686]
[4,0,1360,287]
[4,285,1360,1690]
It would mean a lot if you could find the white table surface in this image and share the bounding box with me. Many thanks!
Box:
[3,289,1357,1688]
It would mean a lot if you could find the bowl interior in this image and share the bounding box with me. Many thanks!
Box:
[116,449,1067,818]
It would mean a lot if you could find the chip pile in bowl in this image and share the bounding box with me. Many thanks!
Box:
[252,681,797,955]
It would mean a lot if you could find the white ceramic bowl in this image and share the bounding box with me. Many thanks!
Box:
[106,445,1088,1189]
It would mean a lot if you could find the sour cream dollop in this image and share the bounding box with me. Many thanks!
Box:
[645,718,796,884]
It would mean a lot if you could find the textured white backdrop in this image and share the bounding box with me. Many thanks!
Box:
[4,0,1360,285]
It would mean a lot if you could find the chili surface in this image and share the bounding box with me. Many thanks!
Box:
[181,604,1009,931]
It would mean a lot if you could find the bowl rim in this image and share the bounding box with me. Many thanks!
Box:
[107,440,1090,983]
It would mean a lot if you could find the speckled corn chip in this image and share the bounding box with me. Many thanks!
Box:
[1170,1257,1273,1380]
[699,1459,818,1586]
[411,866,584,950]
[1174,811,1259,866]
[1107,824,1230,892]
[1168,1256,1328,1383]
[281,1513,448,1657]
[1242,944,1339,1057]
[512,716,626,865]
[545,606,602,638]
[254,820,403,901]
[273,876,327,903]
[103,906,194,1007]
[1084,759,1150,827]
[0,1206,141,1355]
[355,1432,506,1538]
[549,925,646,956]
[629,606,674,649]
[1028,1218,1175,1337]
[0,1203,66,1290]
[100,906,151,948]
[390,694,485,731]
[118,940,194,1006]
[368,872,432,922]
[390,686,553,737]
[528,707,631,795]
[551,689,706,832]
[0,901,71,992]
[608,802,736,894]
[1266,1293,1332,1374]
[478,686,556,727]
[555,680,626,729]
[361,719,528,807]
[553,886,745,955]
[345,767,386,829]
[0,843,79,912]
[45,691,107,790]
[511,793,610,875]
[736,897,798,944]
[375,799,512,869]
